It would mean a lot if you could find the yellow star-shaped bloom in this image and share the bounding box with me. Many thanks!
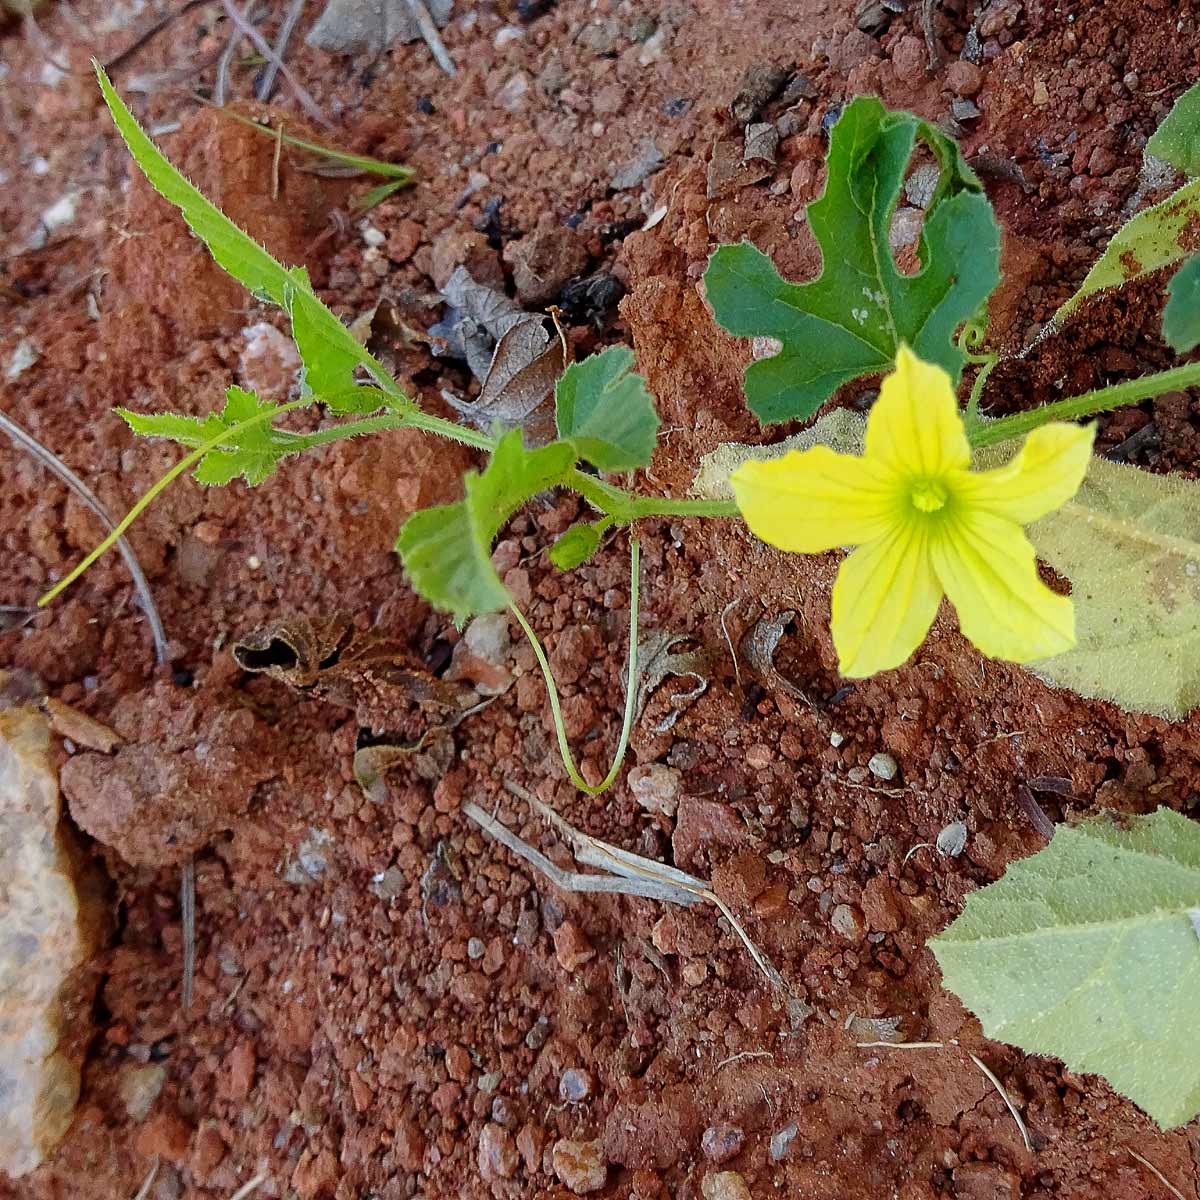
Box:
[731,346,1095,677]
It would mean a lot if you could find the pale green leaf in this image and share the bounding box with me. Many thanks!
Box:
[1025,456,1200,718]
[1147,82,1200,177]
[703,96,1000,424]
[95,63,404,415]
[555,346,660,471]
[1055,176,1200,324]
[1162,253,1200,351]
[119,386,293,487]
[931,807,1200,1129]
[395,431,576,621]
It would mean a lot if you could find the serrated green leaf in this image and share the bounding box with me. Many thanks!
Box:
[95,63,403,416]
[1162,253,1200,351]
[395,431,576,621]
[549,522,603,570]
[1055,175,1200,324]
[554,346,660,471]
[703,96,1000,425]
[119,386,292,487]
[1147,82,1200,177]
[932,808,1200,1129]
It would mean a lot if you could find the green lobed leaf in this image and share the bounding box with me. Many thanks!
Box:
[95,63,403,415]
[548,522,604,570]
[931,808,1200,1129]
[1162,253,1200,352]
[703,96,1001,425]
[1055,175,1200,325]
[554,346,661,472]
[119,386,293,486]
[1147,82,1200,178]
[395,431,576,622]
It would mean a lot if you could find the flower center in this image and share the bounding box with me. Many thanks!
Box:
[910,479,949,513]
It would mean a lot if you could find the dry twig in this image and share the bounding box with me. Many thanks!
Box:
[255,0,307,101]
[1127,1149,1186,1200]
[402,0,457,76]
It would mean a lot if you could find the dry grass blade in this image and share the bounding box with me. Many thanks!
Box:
[221,0,334,129]
[181,858,196,1010]
[402,0,456,76]
[969,1052,1033,1153]
[228,1174,268,1200]
[0,410,168,666]
[255,0,307,101]
[855,1040,944,1050]
[477,781,789,993]
[132,1157,159,1200]
[1127,1149,1186,1200]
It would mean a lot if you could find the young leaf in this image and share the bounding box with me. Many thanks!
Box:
[95,63,405,414]
[119,386,292,486]
[395,431,576,621]
[931,808,1200,1130]
[1162,253,1200,351]
[1025,455,1200,718]
[549,522,604,570]
[1054,176,1200,325]
[703,96,1000,424]
[1146,82,1200,178]
[555,346,661,471]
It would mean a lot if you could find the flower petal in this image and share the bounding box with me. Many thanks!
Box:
[865,345,970,477]
[731,446,899,554]
[931,510,1075,662]
[958,422,1095,524]
[831,523,943,677]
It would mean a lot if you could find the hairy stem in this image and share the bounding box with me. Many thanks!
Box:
[39,397,313,606]
[964,351,999,429]
[509,539,641,796]
[969,360,1200,449]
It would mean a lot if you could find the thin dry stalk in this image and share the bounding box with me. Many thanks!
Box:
[220,0,334,129]
[1127,1149,1186,1200]
[473,782,789,994]
[212,29,243,106]
[228,1174,268,1200]
[255,0,306,101]
[720,597,743,689]
[921,0,943,69]
[402,0,457,76]
[181,858,196,1010]
[0,411,169,666]
[968,1052,1033,1154]
[855,1040,945,1050]
[132,1158,160,1200]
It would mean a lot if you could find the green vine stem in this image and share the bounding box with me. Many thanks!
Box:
[969,359,1200,449]
[38,396,315,607]
[508,538,641,796]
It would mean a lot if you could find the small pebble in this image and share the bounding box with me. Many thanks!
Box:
[829,731,845,748]
[770,1122,799,1161]
[701,1171,752,1200]
[467,937,485,960]
[552,1138,607,1194]
[868,752,898,781]
[936,820,968,857]
[701,1124,745,1164]
[628,763,682,817]
[559,1068,593,1102]
[478,1123,518,1180]
[831,903,866,940]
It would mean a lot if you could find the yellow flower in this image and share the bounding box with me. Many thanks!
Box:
[730,347,1095,677]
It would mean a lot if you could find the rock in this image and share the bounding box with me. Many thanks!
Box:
[395,1117,426,1171]
[61,681,276,867]
[700,1124,744,1164]
[503,224,588,307]
[946,60,984,97]
[702,1171,752,1200]
[553,1138,607,1193]
[730,63,789,125]
[118,1063,168,1122]
[495,71,531,112]
[430,228,504,291]
[134,1111,193,1163]
[953,1161,1022,1200]
[861,875,904,932]
[628,763,682,816]
[478,1122,519,1181]
[553,920,595,971]
[610,138,665,191]
[707,138,772,200]
[306,0,451,54]
[769,1122,799,1160]
[937,821,968,857]
[672,796,750,870]
[743,122,780,164]
[1031,80,1050,106]
[0,707,105,1178]
[890,34,927,83]
[830,903,866,940]
[559,1068,593,1102]
[190,1123,226,1180]
[868,752,899,781]
[291,1146,339,1199]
